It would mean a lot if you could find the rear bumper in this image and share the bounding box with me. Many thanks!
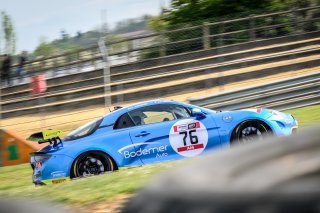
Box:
[30,153,74,185]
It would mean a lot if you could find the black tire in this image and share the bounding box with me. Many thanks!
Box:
[231,120,271,144]
[71,151,115,178]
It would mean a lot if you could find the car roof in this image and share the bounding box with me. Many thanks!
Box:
[101,100,182,122]
[126,100,179,110]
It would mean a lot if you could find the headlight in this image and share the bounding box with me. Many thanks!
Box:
[267,109,285,120]
[267,110,297,126]
[268,110,282,117]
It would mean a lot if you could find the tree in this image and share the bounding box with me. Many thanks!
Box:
[76,31,82,38]
[60,29,69,40]
[112,16,150,34]
[1,11,16,55]
[34,37,58,57]
[162,0,275,27]
[148,16,168,32]
[160,0,320,28]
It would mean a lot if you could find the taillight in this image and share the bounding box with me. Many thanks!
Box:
[34,154,51,162]
[34,161,43,169]
[30,153,51,169]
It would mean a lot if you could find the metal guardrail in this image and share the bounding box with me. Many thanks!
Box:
[2,52,319,113]
[3,45,319,105]
[188,72,320,111]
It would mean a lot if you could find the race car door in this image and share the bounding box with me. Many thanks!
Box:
[128,103,221,164]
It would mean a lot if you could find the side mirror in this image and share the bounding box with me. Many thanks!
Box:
[191,108,206,119]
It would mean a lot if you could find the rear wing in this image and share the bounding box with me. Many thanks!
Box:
[27,129,63,146]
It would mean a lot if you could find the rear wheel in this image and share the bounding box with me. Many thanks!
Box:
[231,120,271,144]
[71,151,115,178]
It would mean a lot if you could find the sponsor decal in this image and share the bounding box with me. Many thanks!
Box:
[43,129,63,140]
[51,171,66,178]
[52,178,66,184]
[222,114,233,122]
[169,119,208,157]
[118,142,168,159]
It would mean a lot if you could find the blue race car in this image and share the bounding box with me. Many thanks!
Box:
[29,100,298,185]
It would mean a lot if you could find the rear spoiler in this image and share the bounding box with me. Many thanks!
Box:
[27,129,63,146]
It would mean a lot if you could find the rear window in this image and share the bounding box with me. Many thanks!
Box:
[114,113,135,129]
[64,117,103,141]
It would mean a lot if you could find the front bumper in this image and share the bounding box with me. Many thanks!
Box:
[267,118,298,137]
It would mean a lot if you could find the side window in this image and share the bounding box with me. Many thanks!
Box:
[144,111,174,124]
[173,105,191,119]
[128,104,191,126]
[114,113,135,129]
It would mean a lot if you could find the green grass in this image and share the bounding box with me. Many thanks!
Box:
[0,161,181,207]
[284,104,320,127]
[0,104,319,207]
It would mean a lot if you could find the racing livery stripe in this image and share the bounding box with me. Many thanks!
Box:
[177,144,204,152]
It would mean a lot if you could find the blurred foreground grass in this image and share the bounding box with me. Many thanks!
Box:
[0,161,181,207]
[0,104,319,207]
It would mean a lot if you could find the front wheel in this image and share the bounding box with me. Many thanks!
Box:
[231,120,271,144]
[71,151,115,178]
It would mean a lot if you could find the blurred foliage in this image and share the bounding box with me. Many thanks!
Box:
[140,46,161,60]
[113,15,150,34]
[0,11,16,55]
[161,0,320,27]
[32,16,149,59]
[33,34,126,64]
[148,16,168,32]
[34,37,61,58]
[141,0,320,58]
[163,0,272,26]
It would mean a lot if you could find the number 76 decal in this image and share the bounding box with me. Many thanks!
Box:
[170,120,208,157]
[179,130,198,146]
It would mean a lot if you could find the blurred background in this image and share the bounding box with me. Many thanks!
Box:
[0,0,319,136]
[0,0,319,212]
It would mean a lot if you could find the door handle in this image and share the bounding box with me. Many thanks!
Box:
[135,131,150,137]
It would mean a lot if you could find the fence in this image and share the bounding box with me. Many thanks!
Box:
[2,36,319,114]
[188,72,320,111]
[6,5,320,80]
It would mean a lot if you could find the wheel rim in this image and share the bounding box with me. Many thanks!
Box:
[78,156,105,176]
[239,124,264,144]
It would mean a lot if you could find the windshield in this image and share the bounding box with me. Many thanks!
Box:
[64,117,103,141]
